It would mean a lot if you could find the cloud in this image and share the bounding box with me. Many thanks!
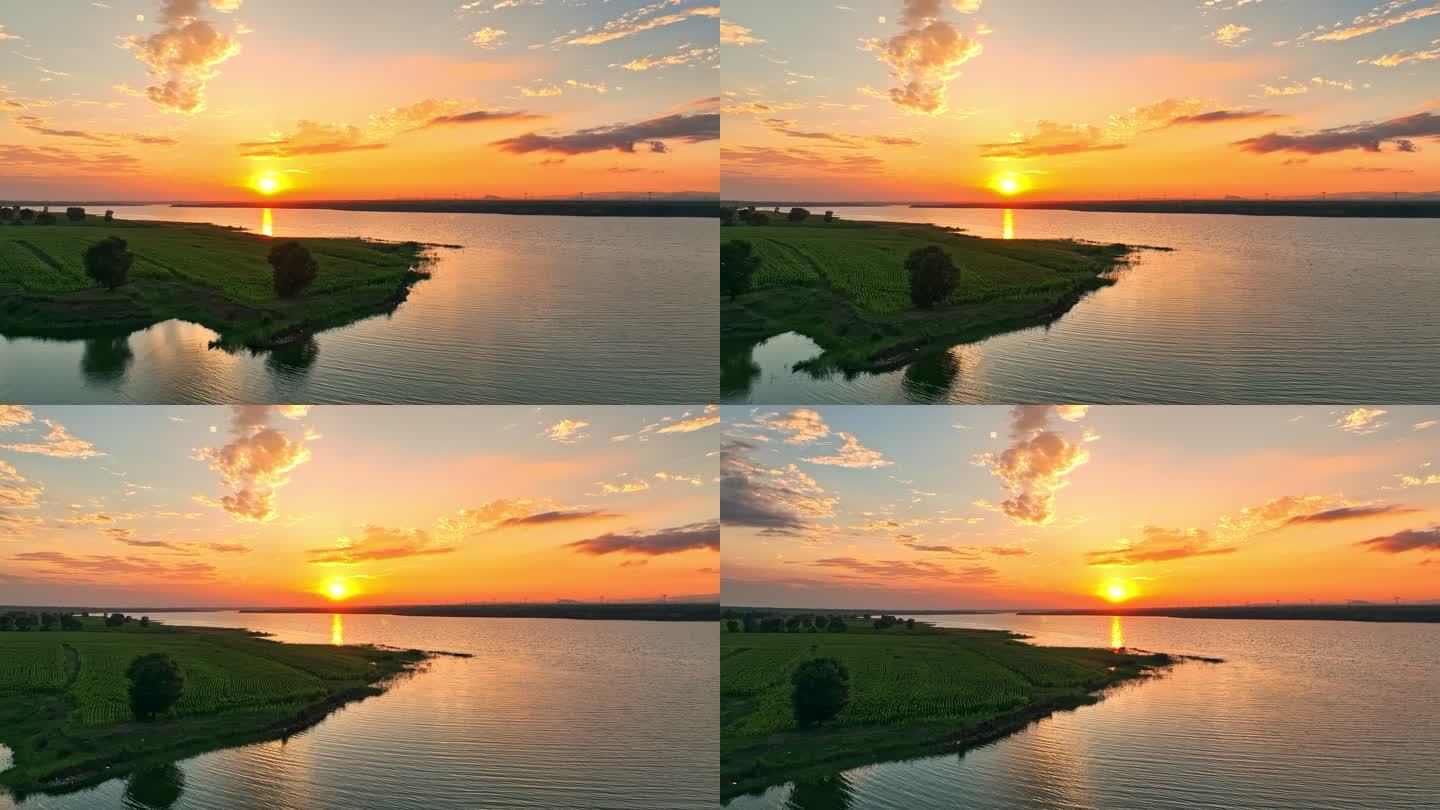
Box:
[1414,420,1438,431]
[1211,23,1251,46]
[1360,38,1440,67]
[1,419,105,458]
[500,508,622,527]
[194,405,312,522]
[1357,527,1440,554]
[1234,113,1440,156]
[613,45,718,71]
[656,413,720,433]
[10,115,179,146]
[307,524,456,564]
[10,551,218,580]
[1262,82,1309,96]
[862,0,982,115]
[545,418,590,443]
[807,555,997,582]
[1313,3,1440,42]
[424,109,546,128]
[471,27,507,48]
[720,439,838,536]
[722,145,887,174]
[436,498,619,535]
[0,406,35,429]
[566,519,719,556]
[801,432,893,468]
[1087,525,1239,566]
[759,118,921,148]
[120,0,246,114]
[978,406,1091,526]
[720,20,764,45]
[564,3,719,46]
[0,460,43,511]
[0,145,142,176]
[1282,504,1420,526]
[596,477,651,495]
[238,121,386,158]
[1217,494,1338,537]
[1166,109,1285,126]
[0,25,20,41]
[492,112,719,155]
[756,408,831,443]
[1332,407,1388,434]
[978,121,1125,159]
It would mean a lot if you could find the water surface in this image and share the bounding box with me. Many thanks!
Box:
[1,611,717,810]
[721,206,1440,404]
[725,613,1440,809]
[0,207,716,404]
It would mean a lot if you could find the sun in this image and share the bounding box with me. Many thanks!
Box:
[1099,580,1134,603]
[324,580,350,601]
[987,172,1028,197]
[251,174,281,196]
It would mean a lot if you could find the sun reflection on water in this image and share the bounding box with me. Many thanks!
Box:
[331,613,344,646]
[1002,208,1015,240]
[261,207,273,237]
[1110,615,1124,651]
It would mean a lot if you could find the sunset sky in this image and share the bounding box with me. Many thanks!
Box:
[722,0,1440,200]
[721,405,1440,609]
[1,404,719,607]
[1,0,718,200]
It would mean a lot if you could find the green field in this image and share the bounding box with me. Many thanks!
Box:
[0,215,432,348]
[721,619,1174,799]
[0,618,426,796]
[721,215,1143,371]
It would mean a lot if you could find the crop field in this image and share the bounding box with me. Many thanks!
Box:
[0,215,429,347]
[0,621,425,794]
[720,620,1171,797]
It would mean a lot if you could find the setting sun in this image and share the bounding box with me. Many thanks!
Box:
[252,175,280,196]
[1100,580,1133,603]
[325,580,350,601]
[988,172,1028,197]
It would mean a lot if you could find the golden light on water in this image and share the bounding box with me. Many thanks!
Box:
[330,613,345,646]
[1002,208,1015,240]
[1110,615,1125,650]
[261,208,273,237]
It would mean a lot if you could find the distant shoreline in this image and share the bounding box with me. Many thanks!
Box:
[240,602,719,622]
[723,604,1440,623]
[913,199,1440,218]
[171,199,720,218]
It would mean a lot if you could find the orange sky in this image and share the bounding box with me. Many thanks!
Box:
[1,405,719,607]
[721,0,1440,201]
[1,1,718,200]
[721,405,1440,610]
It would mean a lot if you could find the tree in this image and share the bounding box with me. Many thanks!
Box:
[40,612,58,630]
[84,236,134,291]
[106,612,127,627]
[61,614,83,631]
[127,653,183,721]
[905,245,959,309]
[18,208,35,222]
[721,240,761,300]
[791,657,850,726]
[36,211,56,225]
[719,206,735,225]
[726,619,740,633]
[0,207,12,222]
[824,210,835,223]
[748,212,769,226]
[269,241,319,298]
[827,616,848,632]
[105,210,115,222]
[66,207,86,222]
[905,618,916,630]
[140,616,151,627]
[788,207,810,223]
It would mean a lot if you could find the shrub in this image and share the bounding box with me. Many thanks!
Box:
[905,245,959,309]
[720,206,735,225]
[127,653,183,721]
[788,207,810,223]
[749,212,769,226]
[105,210,115,222]
[791,657,850,726]
[84,236,134,291]
[0,207,12,222]
[66,207,86,222]
[35,211,55,225]
[721,240,761,300]
[268,241,319,298]
[824,210,834,223]
[18,208,35,222]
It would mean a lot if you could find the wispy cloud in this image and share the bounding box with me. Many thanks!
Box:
[492,112,719,155]
[566,519,719,555]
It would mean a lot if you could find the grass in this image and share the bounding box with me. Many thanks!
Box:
[0,215,433,349]
[721,215,1142,372]
[720,620,1174,800]
[0,618,427,797]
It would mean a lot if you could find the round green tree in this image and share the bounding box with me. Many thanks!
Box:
[791,656,850,727]
[721,239,762,300]
[83,236,134,291]
[127,653,183,721]
[268,241,319,298]
[905,245,959,309]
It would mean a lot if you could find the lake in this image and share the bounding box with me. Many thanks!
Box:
[721,206,1440,404]
[724,613,1440,809]
[0,207,717,404]
[0,612,717,810]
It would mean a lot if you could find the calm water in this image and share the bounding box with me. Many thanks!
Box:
[0,612,717,810]
[726,613,1440,810]
[721,206,1440,404]
[0,206,716,404]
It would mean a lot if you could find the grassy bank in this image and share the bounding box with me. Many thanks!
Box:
[0,215,432,349]
[0,618,426,797]
[721,619,1174,800]
[721,216,1141,372]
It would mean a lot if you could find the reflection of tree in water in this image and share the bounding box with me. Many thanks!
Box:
[122,762,185,810]
[264,336,319,378]
[786,772,855,810]
[720,340,760,399]
[900,348,961,403]
[80,334,134,384]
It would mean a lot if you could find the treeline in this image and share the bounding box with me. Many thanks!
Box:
[1,205,114,225]
[0,610,150,631]
[720,205,836,226]
[721,609,917,632]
